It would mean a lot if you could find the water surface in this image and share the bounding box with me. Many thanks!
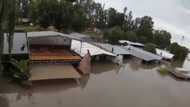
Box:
[1,58,190,107]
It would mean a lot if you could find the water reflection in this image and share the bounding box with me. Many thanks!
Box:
[79,75,90,89]
[30,79,79,93]
[0,77,23,94]
[91,61,118,74]
[124,58,159,71]
[1,58,190,107]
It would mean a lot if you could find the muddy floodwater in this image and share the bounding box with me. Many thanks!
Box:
[1,58,190,107]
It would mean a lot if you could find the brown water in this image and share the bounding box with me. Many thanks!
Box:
[1,58,190,107]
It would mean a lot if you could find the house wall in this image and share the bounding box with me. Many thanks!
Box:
[29,36,71,46]
[107,55,123,65]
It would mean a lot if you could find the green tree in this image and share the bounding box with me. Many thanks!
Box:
[0,0,7,72]
[144,43,157,53]
[7,0,17,55]
[153,30,171,49]
[136,16,154,43]
[168,42,189,61]
[125,31,138,42]
[104,26,125,44]
[86,2,107,29]
[29,0,40,24]
[107,8,124,28]
[122,10,134,32]
[0,0,30,82]
[30,0,88,31]
[72,5,87,32]
[0,0,16,71]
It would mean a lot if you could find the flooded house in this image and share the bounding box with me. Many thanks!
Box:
[70,33,126,64]
[70,39,116,63]
[27,31,82,81]
[94,43,131,64]
[123,46,162,63]
[94,42,162,64]
[156,48,174,60]
[119,40,145,48]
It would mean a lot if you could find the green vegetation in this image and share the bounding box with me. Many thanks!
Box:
[168,42,189,61]
[153,30,171,49]
[144,43,157,54]
[0,0,17,73]
[103,16,171,48]
[0,0,29,84]
[104,26,126,44]
[15,25,41,32]
[3,58,29,83]
[157,67,170,76]
[29,0,87,32]
[2,59,30,83]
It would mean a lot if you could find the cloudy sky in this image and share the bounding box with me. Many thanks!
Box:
[95,0,190,48]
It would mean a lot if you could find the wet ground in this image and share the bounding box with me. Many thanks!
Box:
[1,57,190,107]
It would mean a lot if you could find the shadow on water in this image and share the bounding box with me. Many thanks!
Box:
[30,79,79,93]
[13,79,81,101]
[124,57,159,71]
[0,77,23,94]
[91,61,118,74]
[0,95,9,107]
[79,75,90,89]
[0,75,92,102]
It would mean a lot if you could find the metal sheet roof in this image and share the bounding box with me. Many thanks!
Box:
[27,31,82,41]
[3,33,28,55]
[119,40,145,47]
[69,32,92,41]
[95,43,131,55]
[156,48,174,59]
[123,46,162,61]
[95,43,161,61]
[71,40,116,57]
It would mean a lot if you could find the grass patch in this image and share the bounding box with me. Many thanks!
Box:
[15,25,42,32]
[83,31,101,37]
[157,67,170,76]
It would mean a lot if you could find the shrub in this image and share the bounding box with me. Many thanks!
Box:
[158,67,170,76]
[2,58,30,83]
[144,43,157,53]
[168,42,189,61]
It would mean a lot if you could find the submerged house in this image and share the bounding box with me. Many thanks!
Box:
[156,48,174,60]
[94,43,131,64]
[71,39,116,62]
[123,46,162,63]
[27,31,82,81]
[95,43,162,63]
[27,31,81,63]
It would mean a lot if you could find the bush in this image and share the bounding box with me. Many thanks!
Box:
[125,31,138,42]
[2,58,30,83]
[104,26,125,44]
[158,67,170,76]
[144,43,157,53]
[168,42,189,61]
[153,30,171,49]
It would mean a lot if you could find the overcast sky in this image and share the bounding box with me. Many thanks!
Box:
[95,0,190,44]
